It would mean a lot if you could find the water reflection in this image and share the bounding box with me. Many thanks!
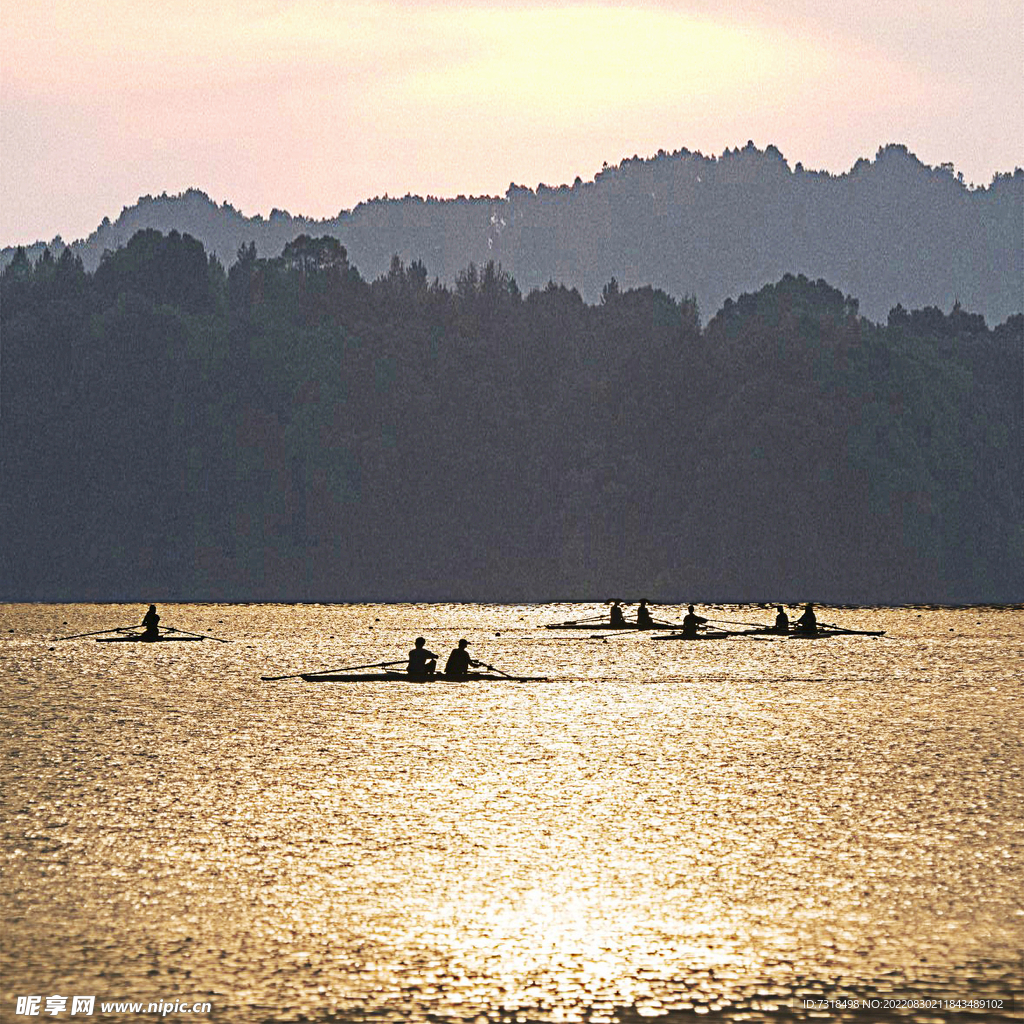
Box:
[1,604,1022,1021]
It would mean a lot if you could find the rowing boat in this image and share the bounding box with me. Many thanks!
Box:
[300,670,547,683]
[738,626,886,639]
[653,626,884,641]
[651,631,740,642]
[546,623,678,631]
[96,635,205,643]
[781,627,885,638]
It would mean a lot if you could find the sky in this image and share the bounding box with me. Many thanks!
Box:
[2,0,1022,245]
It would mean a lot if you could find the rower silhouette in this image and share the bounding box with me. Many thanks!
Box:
[773,606,790,634]
[636,600,653,629]
[795,603,817,635]
[408,637,438,677]
[141,604,160,640]
[609,601,626,627]
[444,639,480,679]
[681,604,707,638]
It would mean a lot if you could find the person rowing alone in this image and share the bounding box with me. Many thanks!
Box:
[141,604,160,640]
[680,604,708,639]
[407,637,439,678]
[795,603,817,635]
[444,639,481,679]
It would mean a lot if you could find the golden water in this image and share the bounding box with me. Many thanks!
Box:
[2,604,1022,1022]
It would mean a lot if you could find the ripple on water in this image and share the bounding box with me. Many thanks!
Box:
[1,603,1022,1022]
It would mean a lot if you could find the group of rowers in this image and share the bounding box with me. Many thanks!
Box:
[407,637,482,679]
[609,600,820,637]
[609,599,656,628]
[138,601,821,668]
[772,604,818,635]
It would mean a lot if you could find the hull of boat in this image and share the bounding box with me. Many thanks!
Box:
[546,623,671,630]
[300,670,546,683]
[784,628,885,638]
[652,627,884,640]
[729,627,885,639]
[96,635,205,643]
[651,631,736,641]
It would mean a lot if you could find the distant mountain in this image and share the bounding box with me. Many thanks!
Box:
[4,143,1022,323]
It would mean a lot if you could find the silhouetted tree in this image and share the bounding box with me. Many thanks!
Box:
[1,228,1020,603]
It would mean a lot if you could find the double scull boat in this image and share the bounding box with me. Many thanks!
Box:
[300,670,547,683]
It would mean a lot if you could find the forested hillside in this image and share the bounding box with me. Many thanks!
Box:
[3,143,1021,325]
[2,230,1021,603]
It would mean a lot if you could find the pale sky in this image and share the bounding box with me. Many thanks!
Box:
[2,0,1022,245]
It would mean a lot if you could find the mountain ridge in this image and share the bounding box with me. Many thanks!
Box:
[4,142,1022,323]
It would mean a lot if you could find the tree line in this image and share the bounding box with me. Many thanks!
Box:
[2,229,1020,603]
[4,143,1021,326]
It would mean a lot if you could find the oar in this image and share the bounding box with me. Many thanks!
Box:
[590,626,655,639]
[677,623,724,637]
[261,659,406,682]
[593,615,688,638]
[547,613,611,626]
[477,661,516,680]
[706,616,769,629]
[817,622,889,637]
[709,625,765,638]
[55,625,140,641]
[161,625,232,643]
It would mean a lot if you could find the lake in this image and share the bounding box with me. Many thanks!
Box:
[2,603,1022,1022]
